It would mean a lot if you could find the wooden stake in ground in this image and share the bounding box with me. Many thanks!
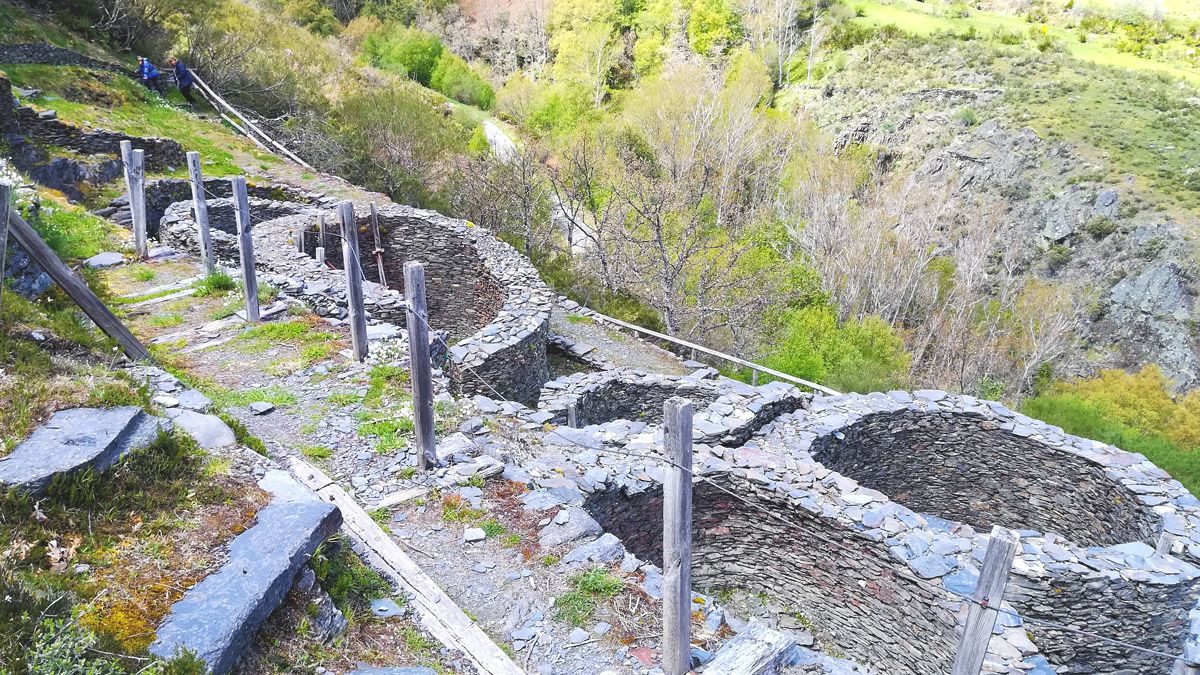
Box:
[5,206,150,361]
[230,177,260,323]
[663,396,694,675]
[404,260,437,470]
[369,201,387,286]
[122,144,149,259]
[567,403,578,429]
[316,214,326,265]
[0,183,11,314]
[338,201,368,360]
[951,525,1020,675]
[185,152,215,276]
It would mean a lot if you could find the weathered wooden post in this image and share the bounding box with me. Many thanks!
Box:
[567,403,578,429]
[0,183,11,312]
[751,369,759,386]
[230,177,260,323]
[295,223,305,253]
[338,201,368,360]
[951,525,1020,675]
[405,260,437,471]
[185,151,215,275]
[663,396,694,675]
[369,201,387,286]
[122,144,149,259]
[315,214,326,264]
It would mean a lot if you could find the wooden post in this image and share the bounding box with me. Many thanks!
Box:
[951,525,1020,675]
[124,146,148,259]
[567,403,578,429]
[339,201,368,361]
[751,370,759,386]
[0,183,11,313]
[296,223,305,253]
[5,207,150,361]
[231,177,259,323]
[405,261,437,471]
[185,152,215,276]
[316,214,326,264]
[663,397,694,675]
[369,201,387,287]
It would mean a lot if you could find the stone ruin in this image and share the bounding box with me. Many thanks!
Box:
[480,382,1200,675]
[151,182,555,405]
[103,167,1200,675]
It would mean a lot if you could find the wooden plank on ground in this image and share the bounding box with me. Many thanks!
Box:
[289,457,524,675]
[6,209,151,361]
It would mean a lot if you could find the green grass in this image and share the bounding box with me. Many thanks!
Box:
[0,64,277,177]
[1022,393,1200,495]
[129,266,156,282]
[209,384,297,408]
[214,411,269,456]
[299,444,333,460]
[365,364,411,406]
[192,272,238,297]
[19,198,121,261]
[310,535,392,616]
[147,313,184,328]
[554,568,626,626]
[481,519,506,537]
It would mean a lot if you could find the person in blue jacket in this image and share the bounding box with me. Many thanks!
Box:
[136,56,165,96]
[168,57,197,107]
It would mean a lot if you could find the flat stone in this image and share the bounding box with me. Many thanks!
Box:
[0,407,165,496]
[538,507,601,548]
[464,527,486,542]
[568,627,589,643]
[706,620,796,673]
[167,410,236,449]
[248,401,276,415]
[909,554,957,579]
[367,323,401,341]
[85,251,124,268]
[561,533,625,566]
[149,473,342,673]
[370,598,404,618]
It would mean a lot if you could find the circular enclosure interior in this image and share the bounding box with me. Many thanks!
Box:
[304,212,505,340]
[569,380,720,427]
[584,476,959,675]
[810,410,1158,547]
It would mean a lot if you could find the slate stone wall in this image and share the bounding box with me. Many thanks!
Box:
[301,212,504,340]
[13,107,184,170]
[584,475,960,675]
[0,76,16,135]
[0,44,128,74]
[811,409,1158,548]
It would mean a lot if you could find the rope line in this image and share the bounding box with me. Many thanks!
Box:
[405,311,1190,665]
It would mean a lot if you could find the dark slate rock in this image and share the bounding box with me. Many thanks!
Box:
[0,407,165,496]
[149,472,342,673]
[538,507,602,548]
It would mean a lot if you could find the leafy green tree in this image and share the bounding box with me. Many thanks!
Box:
[279,0,342,35]
[431,51,496,109]
[762,304,910,393]
[550,22,620,107]
[687,0,742,54]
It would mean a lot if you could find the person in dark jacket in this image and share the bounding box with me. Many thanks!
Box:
[168,57,197,107]
[136,56,164,96]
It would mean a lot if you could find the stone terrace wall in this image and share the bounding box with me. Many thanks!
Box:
[0,44,128,74]
[811,409,1158,547]
[107,177,321,237]
[584,476,961,675]
[13,107,184,170]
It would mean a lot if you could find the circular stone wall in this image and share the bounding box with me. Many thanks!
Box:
[811,409,1158,547]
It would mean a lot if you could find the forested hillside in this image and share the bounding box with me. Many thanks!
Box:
[4,0,1200,462]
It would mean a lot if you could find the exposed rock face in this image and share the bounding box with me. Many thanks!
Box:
[1106,263,1198,388]
[0,407,167,496]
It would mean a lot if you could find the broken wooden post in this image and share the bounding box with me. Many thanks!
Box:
[122,145,149,259]
[405,260,437,471]
[369,201,387,286]
[663,396,694,675]
[185,151,215,276]
[230,177,260,323]
[0,183,11,312]
[316,214,326,264]
[296,222,305,253]
[567,403,578,429]
[951,525,1020,675]
[5,207,150,360]
[338,201,368,361]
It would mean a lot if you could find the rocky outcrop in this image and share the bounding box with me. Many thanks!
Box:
[0,407,168,496]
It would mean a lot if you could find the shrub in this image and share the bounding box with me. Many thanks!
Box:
[1083,215,1116,239]
[430,52,495,109]
[761,305,910,393]
[363,24,444,86]
[954,107,979,127]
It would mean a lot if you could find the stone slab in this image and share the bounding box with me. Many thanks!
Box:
[0,407,166,496]
[166,409,236,449]
[149,471,342,673]
[705,620,797,674]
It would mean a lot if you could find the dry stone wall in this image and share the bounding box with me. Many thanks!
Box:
[811,408,1158,547]
[0,44,128,74]
[499,388,1200,674]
